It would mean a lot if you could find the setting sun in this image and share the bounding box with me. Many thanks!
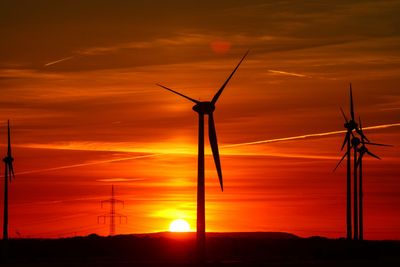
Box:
[169,219,191,232]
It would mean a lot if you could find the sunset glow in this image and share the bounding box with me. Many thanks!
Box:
[169,219,191,232]
[0,1,399,240]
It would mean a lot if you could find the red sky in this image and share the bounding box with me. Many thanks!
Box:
[1,0,399,239]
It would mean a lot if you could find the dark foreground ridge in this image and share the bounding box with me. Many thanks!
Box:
[1,232,399,266]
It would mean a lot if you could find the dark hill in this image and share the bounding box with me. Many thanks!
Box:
[1,232,399,266]
[133,231,299,239]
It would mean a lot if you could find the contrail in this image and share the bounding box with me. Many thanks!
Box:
[268,69,310,78]
[16,154,161,176]
[222,122,400,148]
[14,122,399,174]
[44,56,75,67]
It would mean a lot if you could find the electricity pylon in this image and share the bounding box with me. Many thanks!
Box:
[98,185,127,236]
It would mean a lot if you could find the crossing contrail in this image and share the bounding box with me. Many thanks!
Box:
[16,154,160,176]
[14,122,399,174]
[222,122,400,148]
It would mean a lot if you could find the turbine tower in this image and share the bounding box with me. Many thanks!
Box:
[157,51,248,262]
[3,120,15,241]
[351,134,360,240]
[356,118,391,241]
[98,185,127,236]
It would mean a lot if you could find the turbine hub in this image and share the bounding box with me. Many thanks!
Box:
[351,137,361,147]
[358,145,367,154]
[192,101,215,114]
[344,120,358,130]
[3,156,13,164]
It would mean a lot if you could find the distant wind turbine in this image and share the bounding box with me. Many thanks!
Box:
[157,51,248,262]
[335,84,358,240]
[3,120,15,241]
[335,86,392,241]
[356,118,391,241]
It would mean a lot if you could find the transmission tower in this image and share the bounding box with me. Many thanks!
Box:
[98,185,127,236]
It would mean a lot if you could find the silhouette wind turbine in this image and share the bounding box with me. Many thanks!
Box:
[335,84,359,240]
[3,120,15,241]
[157,51,248,261]
[356,118,391,241]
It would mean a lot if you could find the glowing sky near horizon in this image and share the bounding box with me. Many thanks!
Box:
[0,0,399,239]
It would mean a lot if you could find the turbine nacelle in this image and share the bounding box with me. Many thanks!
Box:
[3,156,13,164]
[344,120,358,131]
[351,136,361,147]
[358,145,368,154]
[192,102,215,114]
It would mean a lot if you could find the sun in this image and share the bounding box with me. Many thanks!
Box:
[169,219,190,232]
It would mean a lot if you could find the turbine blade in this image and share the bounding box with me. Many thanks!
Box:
[211,50,249,105]
[333,151,348,172]
[356,153,363,166]
[349,83,355,121]
[340,132,350,151]
[156,84,199,104]
[7,120,12,157]
[358,117,365,143]
[355,128,369,143]
[9,163,15,181]
[357,116,369,143]
[366,142,393,147]
[4,166,8,183]
[208,113,223,191]
[366,150,381,160]
[340,107,349,123]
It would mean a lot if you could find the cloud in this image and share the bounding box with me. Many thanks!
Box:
[96,178,145,183]
[12,121,398,177]
[2,0,400,73]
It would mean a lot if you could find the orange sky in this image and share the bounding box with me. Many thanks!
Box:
[0,1,399,239]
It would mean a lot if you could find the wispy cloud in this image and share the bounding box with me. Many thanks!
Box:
[42,33,216,67]
[17,122,400,154]
[14,122,399,176]
[380,107,400,111]
[96,178,145,182]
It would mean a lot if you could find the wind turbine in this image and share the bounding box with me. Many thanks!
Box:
[157,51,248,261]
[356,118,391,241]
[335,84,358,240]
[3,120,15,241]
